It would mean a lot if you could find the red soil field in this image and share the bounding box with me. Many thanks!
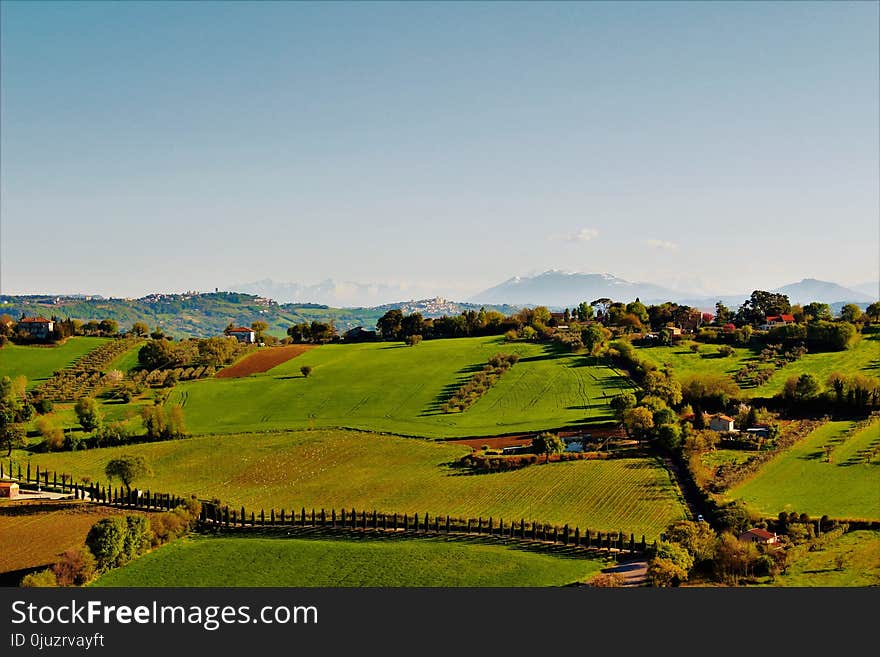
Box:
[450,427,625,451]
[216,344,317,378]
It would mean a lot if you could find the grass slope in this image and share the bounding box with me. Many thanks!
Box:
[637,329,879,398]
[21,429,687,538]
[758,530,880,587]
[104,340,145,374]
[727,421,880,519]
[170,336,636,437]
[92,534,607,587]
[0,338,110,388]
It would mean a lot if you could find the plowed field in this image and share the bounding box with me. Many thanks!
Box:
[216,345,316,378]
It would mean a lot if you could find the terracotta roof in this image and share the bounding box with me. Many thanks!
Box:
[227,327,253,333]
[712,414,734,422]
[741,528,775,540]
[0,481,19,487]
[19,317,52,323]
[765,315,795,323]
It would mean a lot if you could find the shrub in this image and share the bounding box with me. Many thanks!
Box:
[51,547,96,586]
[300,366,313,378]
[20,569,58,587]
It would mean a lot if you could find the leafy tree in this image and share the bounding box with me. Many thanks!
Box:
[400,313,425,339]
[643,370,683,406]
[122,515,152,561]
[138,338,182,370]
[130,321,149,337]
[803,302,832,322]
[623,407,654,442]
[610,392,637,421]
[866,301,880,323]
[664,520,717,564]
[300,365,313,378]
[680,373,740,408]
[656,423,682,451]
[714,302,733,325]
[782,373,822,401]
[377,309,404,340]
[839,303,862,324]
[85,517,128,569]
[531,432,565,462]
[625,298,649,324]
[581,324,610,355]
[404,334,423,346]
[98,319,119,335]
[197,336,237,367]
[0,375,30,456]
[576,302,594,321]
[105,455,152,492]
[648,557,689,587]
[734,290,792,326]
[74,397,103,433]
[250,320,269,343]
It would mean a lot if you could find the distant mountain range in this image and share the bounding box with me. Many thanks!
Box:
[469,271,877,309]
[228,278,437,307]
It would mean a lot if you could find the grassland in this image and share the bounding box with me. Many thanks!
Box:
[92,534,608,587]
[0,501,146,575]
[727,421,880,519]
[700,449,754,469]
[757,530,880,587]
[20,429,687,538]
[637,329,879,398]
[104,340,145,374]
[0,337,110,388]
[169,336,637,438]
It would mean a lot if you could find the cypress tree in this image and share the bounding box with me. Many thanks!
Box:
[321,508,326,526]
[630,533,635,553]
[574,527,580,546]
[361,510,366,529]
[53,471,57,487]
[553,526,558,543]
[311,508,316,526]
[641,535,647,552]
[241,507,246,526]
[372,510,377,529]
[250,511,255,525]
[404,514,409,531]
[271,509,276,525]
[332,509,336,528]
[467,518,472,533]
[563,524,569,545]
[260,509,265,525]
[393,513,398,531]
[445,515,450,533]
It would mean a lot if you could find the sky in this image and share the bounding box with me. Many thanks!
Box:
[1,1,878,303]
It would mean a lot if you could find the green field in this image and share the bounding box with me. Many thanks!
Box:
[169,336,636,438]
[757,530,880,587]
[638,329,879,398]
[0,338,110,388]
[92,534,608,587]
[20,429,687,538]
[727,421,880,519]
[104,340,145,374]
[700,449,754,469]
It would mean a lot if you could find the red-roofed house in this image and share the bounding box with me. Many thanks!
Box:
[738,528,778,545]
[708,413,735,432]
[226,327,256,344]
[17,317,54,339]
[760,314,796,330]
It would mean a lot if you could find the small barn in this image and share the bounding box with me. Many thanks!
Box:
[0,481,20,499]
[738,528,779,545]
[708,414,735,432]
[226,327,256,344]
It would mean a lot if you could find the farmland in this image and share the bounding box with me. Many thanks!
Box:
[0,337,110,388]
[756,530,880,587]
[92,534,608,587]
[20,429,688,539]
[216,344,316,378]
[170,336,637,437]
[727,421,880,520]
[637,328,879,398]
[0,500,146,578]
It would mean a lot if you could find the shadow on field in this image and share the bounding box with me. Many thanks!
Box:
[203,526,615,563]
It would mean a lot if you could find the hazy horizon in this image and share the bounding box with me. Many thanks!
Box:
[2,2,878,300]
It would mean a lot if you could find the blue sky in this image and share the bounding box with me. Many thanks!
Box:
[1,1,878,302]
